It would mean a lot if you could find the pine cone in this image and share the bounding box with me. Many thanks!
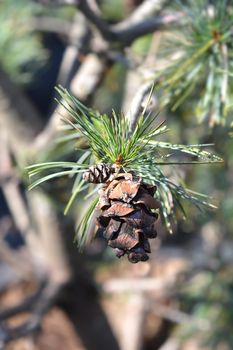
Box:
[97,172,160,263]
[83,164,115,183]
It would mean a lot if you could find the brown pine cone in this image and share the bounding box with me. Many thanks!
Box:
[83,164,115,183]
[97,172,160,263]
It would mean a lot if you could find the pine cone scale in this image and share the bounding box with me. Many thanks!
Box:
[108,231,139,250]
[103,219,122,240]
[102,202,135,217]
[123,209,157,232]
[133,190,160,210]
[108,181,141,202]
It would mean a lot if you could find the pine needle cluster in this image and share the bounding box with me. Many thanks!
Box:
[155,0,233,126]
[27,86,222,247]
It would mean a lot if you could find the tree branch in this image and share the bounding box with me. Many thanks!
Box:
[126,82,155,132]
[78,1,182,46]
[36,0,182,47]
[78,0,116,42]
[118,0,169,27]
[56,12,90,87]
[30,16,72,37]
[0,279,63,344]
[0,240,32,280]
[113,13,183,46]
[0,67,43,161]
[0,281,46,321]
[70,53,106,100]
[0,132,45,272]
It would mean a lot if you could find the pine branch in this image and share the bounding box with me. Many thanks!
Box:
[154,0,233,126]
[27,87,223,245]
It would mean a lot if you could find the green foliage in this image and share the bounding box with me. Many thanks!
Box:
[27,86,222,245]
[177,267,233,349]
[155,0,233,126]
[0,0,47,83]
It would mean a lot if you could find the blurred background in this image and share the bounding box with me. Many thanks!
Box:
[0,0,233,349]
